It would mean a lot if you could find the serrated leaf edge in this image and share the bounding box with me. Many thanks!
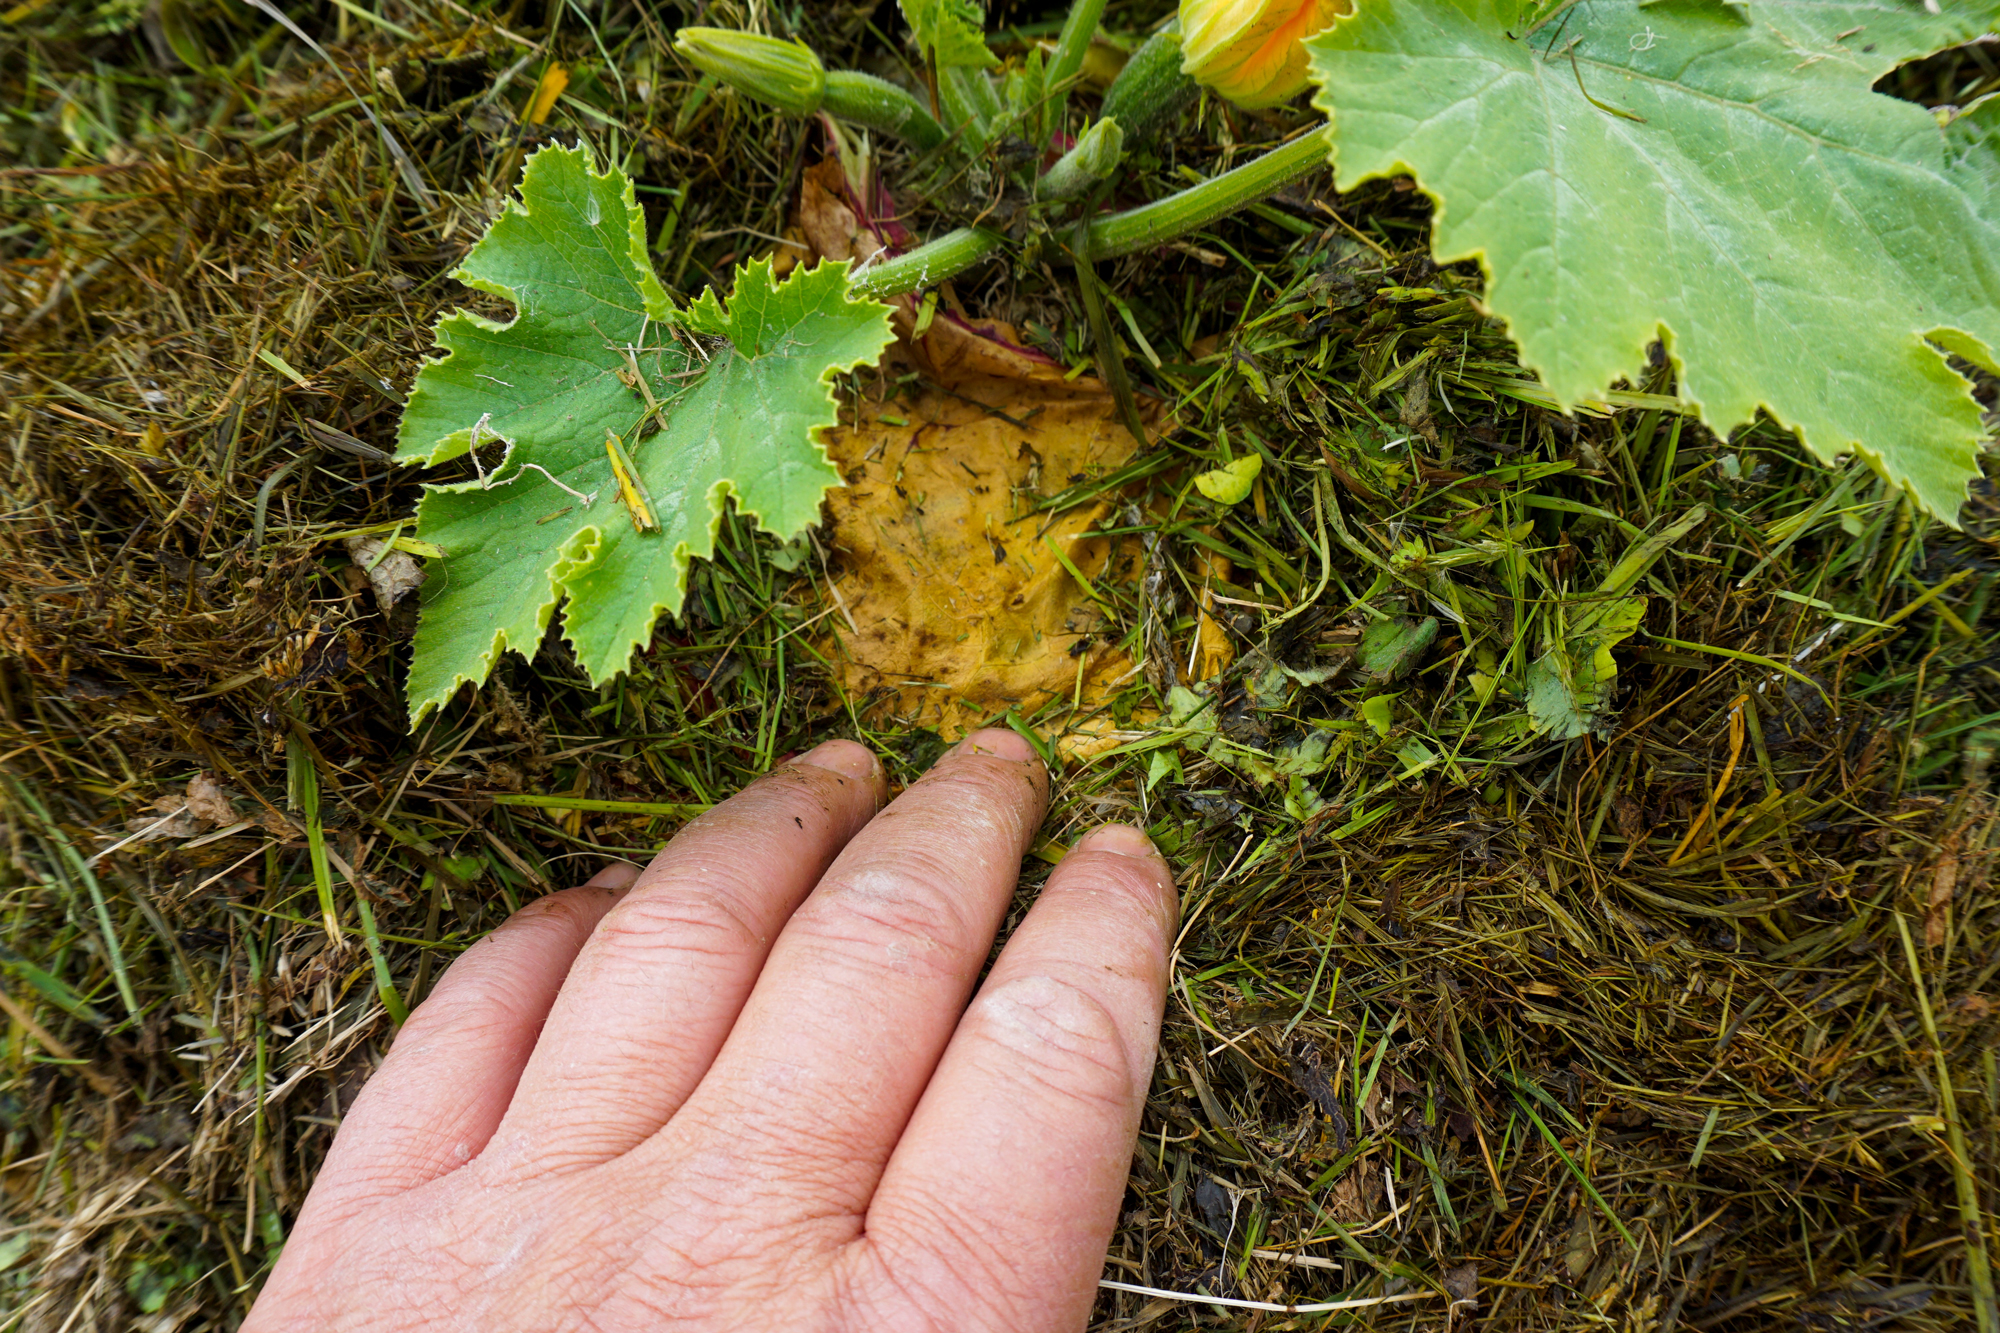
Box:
[1302,9,1994,524]
[394,139,674,469]
[556,255,893,686]
[407,512,604,726]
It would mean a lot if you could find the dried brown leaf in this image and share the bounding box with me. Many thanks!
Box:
[342,536,425,612]
[184,773,238,825]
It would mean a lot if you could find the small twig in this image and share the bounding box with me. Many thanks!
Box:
[1096,1281,1438,1315]
[86,806,188,867]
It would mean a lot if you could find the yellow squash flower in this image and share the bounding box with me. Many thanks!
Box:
[1178,0,1352,109]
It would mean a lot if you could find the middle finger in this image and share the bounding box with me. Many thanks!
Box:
[663,728,1047,1211]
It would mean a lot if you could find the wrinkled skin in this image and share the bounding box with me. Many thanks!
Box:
[247,729,1176,1332]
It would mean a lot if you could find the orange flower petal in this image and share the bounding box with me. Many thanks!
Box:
[1180,0,1351,109]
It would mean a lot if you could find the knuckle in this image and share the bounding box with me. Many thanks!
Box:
[1056,844,1168,908]
[796,855,979,978]
[585,878,768,966]
[413,882,612,1017]
[841,1227,1030,1333]
[1051,856,1178,935]
[319,1146,447,1200]
[510,883,620,932]
[711,762,864,832]
[399,970,539,1047]
[964,973,1135,1109]
[391,1002,512,1059]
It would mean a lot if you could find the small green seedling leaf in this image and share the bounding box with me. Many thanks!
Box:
[1526,596,1645,741]
[1194,453,1262,505]
[1357,616,1438,682]
[1166,682,1338,802]
[1307,0,2000,520]
[396,142,894,723]
[1527,507,1708,739]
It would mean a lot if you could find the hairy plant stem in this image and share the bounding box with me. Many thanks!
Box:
[1080,126,1332,260]
[847,227,1007,300]
[1099,21,1192,141]
[822,71,947,151]
[848,127,1333,298]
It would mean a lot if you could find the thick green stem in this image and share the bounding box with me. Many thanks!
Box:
[822,71,947,151]
[1100,21,1194,142]
[1048,0,1110,94]
[852,128,1329,296]
[846,227,1007,299]
[1079,126,1331,261]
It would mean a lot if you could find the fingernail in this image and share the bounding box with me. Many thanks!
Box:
[952,726,1038,764]
[1075,824,1157,860]
[795,739,879,785]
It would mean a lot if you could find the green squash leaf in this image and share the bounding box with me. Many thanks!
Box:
[396,143,894,723]
[900,0,998,68]
[1307,0,2000,520]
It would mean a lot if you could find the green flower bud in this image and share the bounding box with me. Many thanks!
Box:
[673,28,825,117]
[1036,117,1125,202]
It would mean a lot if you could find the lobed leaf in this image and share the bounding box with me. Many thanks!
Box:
[900,0,999,68]
[1306,0,2000,520]
[395,143,895,723]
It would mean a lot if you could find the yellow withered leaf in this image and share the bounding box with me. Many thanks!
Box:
[819,373,1163,740]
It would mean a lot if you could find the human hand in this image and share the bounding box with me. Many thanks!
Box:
[246,729,1176,1332]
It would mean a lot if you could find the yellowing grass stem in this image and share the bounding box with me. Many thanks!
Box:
[1897,913,1998,1333]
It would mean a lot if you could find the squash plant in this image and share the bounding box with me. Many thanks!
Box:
[393,0,1997,719]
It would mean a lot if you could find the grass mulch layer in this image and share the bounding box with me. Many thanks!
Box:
[3,2,1999,1329]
